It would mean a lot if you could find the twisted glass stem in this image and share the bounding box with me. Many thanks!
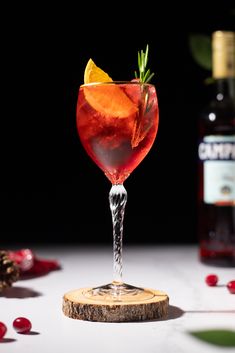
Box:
[109,184,127,284]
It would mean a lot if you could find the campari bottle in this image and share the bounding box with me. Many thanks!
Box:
[198,31,235,266]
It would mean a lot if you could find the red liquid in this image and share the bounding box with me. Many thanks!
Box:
[76,83,159,184]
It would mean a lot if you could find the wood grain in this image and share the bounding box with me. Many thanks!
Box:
[62,287,169,322]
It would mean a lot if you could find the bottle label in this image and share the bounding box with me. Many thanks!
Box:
[198,135,235,204]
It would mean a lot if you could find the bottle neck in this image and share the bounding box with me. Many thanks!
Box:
[214,78,235,100]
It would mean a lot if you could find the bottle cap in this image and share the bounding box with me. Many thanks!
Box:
[212,31,235,78]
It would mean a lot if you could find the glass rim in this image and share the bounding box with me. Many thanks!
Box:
[80,81,155,88]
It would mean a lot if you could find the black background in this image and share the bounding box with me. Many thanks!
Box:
[1,2,234,245]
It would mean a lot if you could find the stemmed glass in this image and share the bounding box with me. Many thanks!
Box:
[76,81,159,302]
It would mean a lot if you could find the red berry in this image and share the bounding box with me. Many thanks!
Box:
[13,317,32,334]
[0,322,7,339]
[205,274,218,286]
[227,280,235,294]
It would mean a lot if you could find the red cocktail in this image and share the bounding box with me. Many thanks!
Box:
[76,81,159,302]
[76,82,159,184]
[75,45,160,303]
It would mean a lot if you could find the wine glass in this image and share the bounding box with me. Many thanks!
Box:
[76,81,159,302]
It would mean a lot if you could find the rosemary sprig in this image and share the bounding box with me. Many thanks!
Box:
[134,44,155,83]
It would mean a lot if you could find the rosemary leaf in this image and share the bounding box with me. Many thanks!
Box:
[135,44,154,83]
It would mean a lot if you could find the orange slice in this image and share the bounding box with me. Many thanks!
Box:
[84,59,113,84]
[83,59,138,118]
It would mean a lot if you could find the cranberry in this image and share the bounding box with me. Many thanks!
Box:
[227,280,235,294]
[0,322,7,339]
[205,274,218,286]
[13,317,32,334]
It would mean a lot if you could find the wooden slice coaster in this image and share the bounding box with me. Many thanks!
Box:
[62,287,169,322]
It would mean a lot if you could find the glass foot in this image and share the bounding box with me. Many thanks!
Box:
[83,282,155,302]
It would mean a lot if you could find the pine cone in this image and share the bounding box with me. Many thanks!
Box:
[0,250,19,291]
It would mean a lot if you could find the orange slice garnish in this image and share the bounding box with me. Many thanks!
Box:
[84,59,113,84]
[83,59,138,118]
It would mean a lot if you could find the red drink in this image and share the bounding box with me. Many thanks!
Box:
[68,50,166,308]
[76,82,159,184]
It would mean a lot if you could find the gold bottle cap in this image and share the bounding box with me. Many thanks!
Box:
[212,31,235,78]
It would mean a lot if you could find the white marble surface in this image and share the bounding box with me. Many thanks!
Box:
[0,244,234,353]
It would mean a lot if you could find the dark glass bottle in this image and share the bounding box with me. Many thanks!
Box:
[198,31,235,267]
